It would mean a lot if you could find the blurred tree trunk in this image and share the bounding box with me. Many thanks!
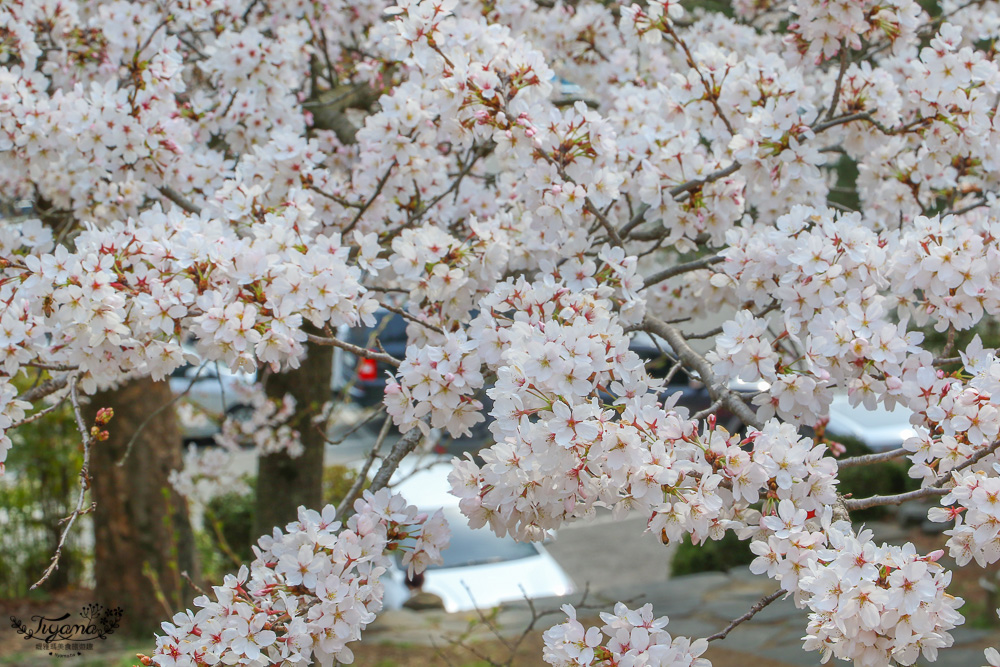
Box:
[87,376,197,636]
[254,336,332,538]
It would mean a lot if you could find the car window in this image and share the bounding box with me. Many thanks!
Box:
[348,312,408,347]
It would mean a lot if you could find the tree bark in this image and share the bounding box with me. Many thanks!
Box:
[254,337,332,538]
[87,376,197,637]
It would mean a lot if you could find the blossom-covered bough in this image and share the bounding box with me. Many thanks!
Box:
[5,0,1000,664]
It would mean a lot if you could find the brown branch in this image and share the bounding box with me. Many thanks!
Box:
[666,25,735,136]
[842,486,948,512]
[706,589,785,642]
[379,302,446,335]
[368,422,426,493]
[306,333,401,367]
[837,446,907,469]
[9,396,69,428]
[824,44,849,121]
[644,254,723,287]
[158,186,203,215]
[343,160,397,234]
[932,438,1000,488]
[641,315,762,430]
[19,373,72,403]
[335,415,393,519]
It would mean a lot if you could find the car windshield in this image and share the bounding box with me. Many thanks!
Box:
[402,507,539,570]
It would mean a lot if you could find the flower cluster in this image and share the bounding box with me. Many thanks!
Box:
[6,0,1000,664]
[542,602,709,667]
[750,514,963,666]
[144,490,448,667]
[436,272,839,550]
[931,465,1000,567]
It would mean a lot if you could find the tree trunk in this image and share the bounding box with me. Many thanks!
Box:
[254,337,332,538]
[87,376,197,637]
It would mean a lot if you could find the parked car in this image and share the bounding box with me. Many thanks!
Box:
[169,352,257,443]
[823,393,918,453]
[334,310,410,408]
[381,457,576,613]
[333,310,494,456]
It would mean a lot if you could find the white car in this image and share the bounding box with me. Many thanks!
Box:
[824,393,918,453]
[381,457,576,613]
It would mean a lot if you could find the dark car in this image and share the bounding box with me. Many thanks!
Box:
[336,310,410,407]
[334,310,494,456]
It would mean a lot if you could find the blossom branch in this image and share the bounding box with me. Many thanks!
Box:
[343,159,398,233]
[19,373,73,403]
[665,25,735,136]
[842,486,948,512]
[931,438,1000,488]
[368,421,426,493]
[641,315,762,430]
[824,43,849,121]
[9,395,69,429]
[306,332,402,367]
[158,185,203,215]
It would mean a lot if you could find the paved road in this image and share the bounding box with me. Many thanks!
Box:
[546,509,675,594]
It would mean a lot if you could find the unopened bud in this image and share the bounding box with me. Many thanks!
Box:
[96,407,114,425]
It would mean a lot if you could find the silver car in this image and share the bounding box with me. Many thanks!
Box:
[824,393,918,453]
[381,458,576,613]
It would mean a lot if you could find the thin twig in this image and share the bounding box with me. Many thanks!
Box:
[31,376,94,590]
[181,570,207,596]
[9,395,69,428]
[343,160,397,234]
[324,406,386,446]
[825,44,849,121]
[666,25,735,136]
[407,144,491,225]
[379,302,446,335]
[706,589,785,642]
